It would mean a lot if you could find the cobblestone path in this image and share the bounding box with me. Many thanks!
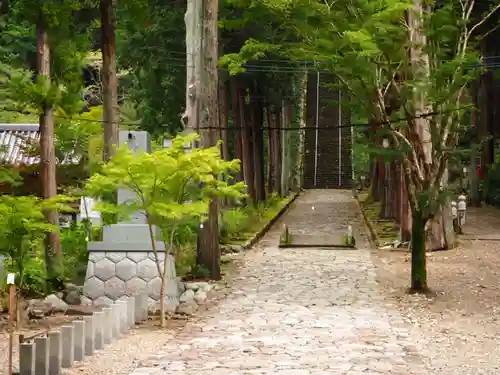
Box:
[131,190,429,375]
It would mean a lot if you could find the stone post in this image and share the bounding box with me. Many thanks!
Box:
[34,336,49,375]
[102,307,113,343]
[127,296,135,327]
[117,301,128,333]
[60,326,74,368]
[19,342,35,375]
[83,316,94,356]
[111,304,121,339]
[135,291,148,323]
[72,320,85,361]
[93,312,104,350]
[48,331,61,375]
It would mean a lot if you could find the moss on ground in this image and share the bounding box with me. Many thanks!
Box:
[359,192,399,244]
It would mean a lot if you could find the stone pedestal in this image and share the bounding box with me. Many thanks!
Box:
[83,131,180,312]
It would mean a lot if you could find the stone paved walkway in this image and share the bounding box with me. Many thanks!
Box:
[130,190,429,375]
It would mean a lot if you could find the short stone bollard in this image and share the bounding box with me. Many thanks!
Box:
[116,301,128,333]
[48,330,62,375]
[93,312,105,350]
[34,336,49,375]
[73,320,85,361]
[127,296,135,327]
[110,304,121,339]
[102,307,114,343]
[60,326,74,368]
[19,342,35,375]
[134,292,143,324]
[83,316,94,356]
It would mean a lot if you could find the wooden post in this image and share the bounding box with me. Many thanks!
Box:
[7,273,15,375]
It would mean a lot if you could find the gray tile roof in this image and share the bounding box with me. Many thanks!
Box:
[0,124,40,165]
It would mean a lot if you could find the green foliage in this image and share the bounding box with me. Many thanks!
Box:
[60,223,91,284]
[116,0,186,136]
[85,133,246,254]
[0,193,73,296]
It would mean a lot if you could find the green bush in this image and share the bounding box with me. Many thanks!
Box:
[61,223,90,285]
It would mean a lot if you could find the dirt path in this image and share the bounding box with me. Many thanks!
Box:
[374,204,500,375]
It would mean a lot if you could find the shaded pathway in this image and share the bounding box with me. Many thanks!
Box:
[130,190,428,375]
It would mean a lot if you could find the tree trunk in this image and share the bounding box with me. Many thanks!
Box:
[479,71,494,170]
[369,158,382,201]
[296,72,307,190]
[469,84,480,206]
[230,77,244,181]
[410,211,427,291]
[36,13,61,275]
[251,97,266,202]
[100,0,119,161]
[197,0,220,280]
[267,106,275,193]
[400,163,412,241]
[239,89,256,202]
[274,106,283,195]
[219,79,230,161]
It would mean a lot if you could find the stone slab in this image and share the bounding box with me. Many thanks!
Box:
[282,234,351,247]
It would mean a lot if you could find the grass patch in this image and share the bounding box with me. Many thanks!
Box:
[219,194,291,244]
[359,191,399,244]
[174,194,293,278]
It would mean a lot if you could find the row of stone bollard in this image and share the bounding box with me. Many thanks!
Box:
[19,291,149,375]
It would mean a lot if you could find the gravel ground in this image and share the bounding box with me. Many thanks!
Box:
[373,205,500,375]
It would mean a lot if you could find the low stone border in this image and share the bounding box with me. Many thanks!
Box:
[18,291,148,375]
[354,195,381,248]
[240,191,301,250]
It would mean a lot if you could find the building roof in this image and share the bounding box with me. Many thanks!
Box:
[0,123,79,166]
[0,124,40,165]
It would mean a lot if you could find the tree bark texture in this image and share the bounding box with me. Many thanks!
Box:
[100,0,119,161]
[267,106,282,195]
[239,91,256,203]
[36,14,61,267]
[230,77,244,181]
[197,0,220,280]
[219,79,230,161]
[296,72,308,190]
[273,106,283,195]
[411,212,427,291]
[250,97,266,202]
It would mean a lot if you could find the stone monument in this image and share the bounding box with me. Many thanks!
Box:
[83,131,180,313]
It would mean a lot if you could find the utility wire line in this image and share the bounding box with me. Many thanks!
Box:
[0,105,473,131]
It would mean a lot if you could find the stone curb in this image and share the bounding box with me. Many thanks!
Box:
[354,194,381,249]
[18,292,149,375]
[239,191,301,250]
